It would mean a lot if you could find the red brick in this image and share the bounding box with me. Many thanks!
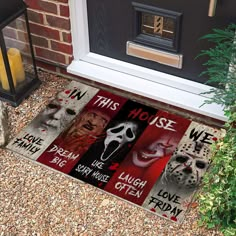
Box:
[35,47,66,64]
[17,31,29,43]
[27,10,44,24]
[8,19,26,31]
[3,27,17,39]
[51,41,72,54]
[32,35,49,48]
[29,23,60,40]
[60,5,69,17]
[46,15,70,30]
[5,37,30,54]
[36,60,57,72]
[25,0,57,14]
[68,55,73,64]
[62,32,72,43]
[50,0,68,3]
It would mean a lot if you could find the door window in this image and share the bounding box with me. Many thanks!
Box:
[133,3,182,52]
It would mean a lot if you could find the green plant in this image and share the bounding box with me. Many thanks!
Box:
[197,24,236,236]
[198,24,236,107]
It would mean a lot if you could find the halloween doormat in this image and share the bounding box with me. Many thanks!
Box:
[7,80,222,223]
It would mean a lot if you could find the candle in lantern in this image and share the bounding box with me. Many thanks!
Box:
[7,48,25,83]
[0,55,17,91]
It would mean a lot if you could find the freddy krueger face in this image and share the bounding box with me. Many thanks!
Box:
[66,109,110,137]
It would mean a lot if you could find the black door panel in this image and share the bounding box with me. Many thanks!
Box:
[87,0,236,84]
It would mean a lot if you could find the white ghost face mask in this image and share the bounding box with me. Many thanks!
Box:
[100,121,138,162]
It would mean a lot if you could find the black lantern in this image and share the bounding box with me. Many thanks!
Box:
[0,0,41,106]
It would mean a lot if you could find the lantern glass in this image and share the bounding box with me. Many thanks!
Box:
[1,15,35,92]
[0,2,41,106]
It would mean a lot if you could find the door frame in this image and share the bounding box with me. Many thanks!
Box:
[67,0,226,121]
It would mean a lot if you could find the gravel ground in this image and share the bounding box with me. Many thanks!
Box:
[0,70,223,236]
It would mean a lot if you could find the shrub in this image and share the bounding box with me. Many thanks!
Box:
[197,24,236,236]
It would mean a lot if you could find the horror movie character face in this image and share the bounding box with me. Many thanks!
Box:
[66,109,110,137]
[34,94,78,132]
[100,121,138,162]
[132,137,175,168]
[162,141,210,189]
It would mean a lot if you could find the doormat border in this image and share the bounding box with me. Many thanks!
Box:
[7,80,221,224]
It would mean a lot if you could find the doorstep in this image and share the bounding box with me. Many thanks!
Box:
[67,61,225,128]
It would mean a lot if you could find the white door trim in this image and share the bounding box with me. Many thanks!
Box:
[67,0,226,121]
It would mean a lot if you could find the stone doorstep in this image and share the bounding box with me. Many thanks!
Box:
[0,101,9,147]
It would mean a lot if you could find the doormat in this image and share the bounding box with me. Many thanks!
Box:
[7,80,222,223]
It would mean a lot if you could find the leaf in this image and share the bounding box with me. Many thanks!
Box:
[197,24,236,234]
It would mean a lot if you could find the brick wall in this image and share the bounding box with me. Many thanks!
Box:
[25,0,73,69]
[3,0,73,74]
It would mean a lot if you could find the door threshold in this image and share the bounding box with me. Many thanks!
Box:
[67,60,226,122]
